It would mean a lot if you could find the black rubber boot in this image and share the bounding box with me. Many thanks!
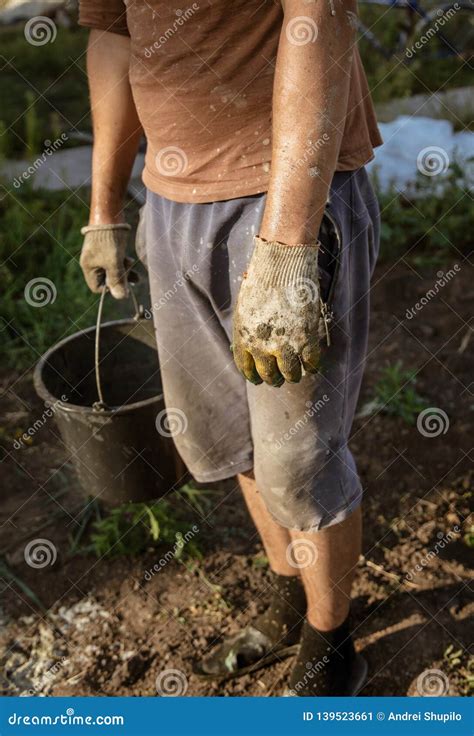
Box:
[286,615,367,696]
[194,572,306,681]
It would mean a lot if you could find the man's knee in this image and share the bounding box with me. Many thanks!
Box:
[253,473,362,533]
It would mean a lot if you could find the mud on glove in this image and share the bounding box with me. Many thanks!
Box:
[233,236,321,386]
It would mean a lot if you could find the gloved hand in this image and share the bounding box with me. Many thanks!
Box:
[233,236,321,386]
[79,223,133,299]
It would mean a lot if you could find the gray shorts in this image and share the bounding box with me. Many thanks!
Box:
[143,168,380,531]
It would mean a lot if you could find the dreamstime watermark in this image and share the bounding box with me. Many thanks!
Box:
[24,16,57,45]
[144,525,200,581]
[273,394,330,449]
[286,277,319,308]
[416,668,450,696]
[287,655,329,695]
[290,133,330,174]
[13,395,68,449]
[405,4,460,58]
[417,146,450,176]
[13,133,69,189]
[405,526,460,582]
[24,277,57,307]
[24,538,57,568]
[143,265,199,317]
[286,16,318,45]
[417,407,449,437]
[8,708,124,726]
[286,539,318,568]
[405,264,460,319]
[155,668,188,696]
[144,4,199,57]
[155,146,188,177]
[24,656,69,696]
[155,408,188,437]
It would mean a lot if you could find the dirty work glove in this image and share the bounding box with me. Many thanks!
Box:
[233,236,321,386]
[80,223,133,300]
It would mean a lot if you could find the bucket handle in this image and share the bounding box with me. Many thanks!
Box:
[93,286,144,411]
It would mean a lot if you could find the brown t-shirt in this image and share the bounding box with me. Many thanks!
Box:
[79,0,382,204]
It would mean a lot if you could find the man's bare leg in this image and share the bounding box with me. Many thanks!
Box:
[285,508,364,695]
[237,472,362,626]
[290,507,362,631]
[198,472,305,677]
[201,474,361,682]
[237,471,296,577]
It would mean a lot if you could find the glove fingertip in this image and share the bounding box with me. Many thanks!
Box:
[109,284,129,300]
[83,271,103,295]
[233,344,263,385]
[300,340,320,372]
[276,347,302,384]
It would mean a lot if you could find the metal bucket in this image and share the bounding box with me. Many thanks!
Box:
[33,290,187,506]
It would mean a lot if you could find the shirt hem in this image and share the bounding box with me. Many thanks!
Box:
[78,19,129,37]
[142,168,270,204]
[142,143,381,204]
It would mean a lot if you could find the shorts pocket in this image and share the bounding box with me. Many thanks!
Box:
[318,208,342,303]
[318,207,342,345]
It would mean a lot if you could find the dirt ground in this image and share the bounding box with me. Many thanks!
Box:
[1,258,472,697]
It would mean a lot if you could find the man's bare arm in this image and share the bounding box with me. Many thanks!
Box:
[80,30,143,298]
[87,29,142,225]
[233,1,357,384]
[259,0,356,246]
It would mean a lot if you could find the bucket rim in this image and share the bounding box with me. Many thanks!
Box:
[33,317,165,417]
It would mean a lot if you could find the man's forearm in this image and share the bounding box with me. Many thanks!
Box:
[260,0,356,246]
[87,30,142,225]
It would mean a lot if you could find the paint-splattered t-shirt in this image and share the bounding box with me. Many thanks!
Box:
[79,0,382,204]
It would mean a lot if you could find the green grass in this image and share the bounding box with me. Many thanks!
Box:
[86,499,202,560]
[24,89,43,155]
[0,26,89,157]
[78,483,216,559]
[358,3,474,103]
[0,184,137,371]
[376,160,474,264]
[361,362,428,424]
[443,644,474,696]
[463,525,474,548]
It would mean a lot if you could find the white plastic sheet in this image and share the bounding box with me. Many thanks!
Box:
[367,116,474,192]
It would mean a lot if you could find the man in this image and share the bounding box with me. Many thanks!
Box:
[79,0,382,696]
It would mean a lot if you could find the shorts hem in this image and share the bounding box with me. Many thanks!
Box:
[317,489,363,531]
[189,455,254,483]
[264,485,363,533]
